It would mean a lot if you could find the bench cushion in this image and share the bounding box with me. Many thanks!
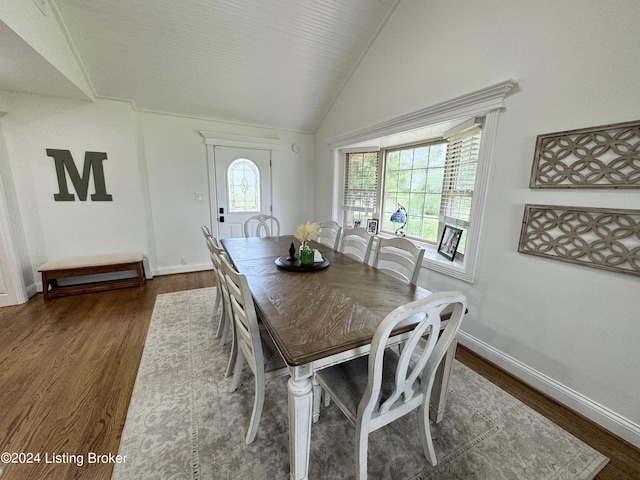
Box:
[39,252,144,271]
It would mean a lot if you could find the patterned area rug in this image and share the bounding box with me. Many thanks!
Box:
[112,288,608,480]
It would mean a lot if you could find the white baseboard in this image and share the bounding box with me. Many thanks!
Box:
[153,263,212,276]
[26,282,39,299]
[457,330,640,449]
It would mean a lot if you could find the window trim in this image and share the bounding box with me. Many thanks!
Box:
[329,80,516,283]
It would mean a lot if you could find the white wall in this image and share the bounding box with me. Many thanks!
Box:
[314,0,640,445]
[1,94,152,275]
[0,91,315,289]
[138,111,314,274]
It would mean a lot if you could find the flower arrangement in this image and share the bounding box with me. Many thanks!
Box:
[295,221,320,265]
[294,221,320,245]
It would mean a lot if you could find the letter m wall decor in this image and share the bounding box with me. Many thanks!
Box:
[46,149,113,201]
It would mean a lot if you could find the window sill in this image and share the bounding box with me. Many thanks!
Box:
[421,245,471,283]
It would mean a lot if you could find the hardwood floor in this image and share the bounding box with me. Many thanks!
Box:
[0,272,214,480]
[0,271,638,479]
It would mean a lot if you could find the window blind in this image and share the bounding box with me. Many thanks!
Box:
[343,151,380,213]
[439,123,483,228]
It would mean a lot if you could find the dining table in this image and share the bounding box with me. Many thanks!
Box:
[221,235,459,480]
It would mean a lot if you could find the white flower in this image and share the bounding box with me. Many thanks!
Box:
[294,221,320,244]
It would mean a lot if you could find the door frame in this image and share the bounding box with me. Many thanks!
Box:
[200,132,280,238]
[0,171,28,306]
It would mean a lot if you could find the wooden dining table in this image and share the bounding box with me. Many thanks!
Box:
[221,235,459,480]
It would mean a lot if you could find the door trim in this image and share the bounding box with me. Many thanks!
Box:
[0,172,28,306]
[200,132,280,150]
[200,132,280,238]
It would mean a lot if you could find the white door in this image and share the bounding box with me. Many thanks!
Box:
[212,147,272,239]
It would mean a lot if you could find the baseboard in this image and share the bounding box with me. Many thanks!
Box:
[26,282,39,299]
[457,330,640,449]
[153,263,212,276]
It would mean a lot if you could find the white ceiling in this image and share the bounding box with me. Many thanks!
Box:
[0,0,400,133]
[0,21,89,101]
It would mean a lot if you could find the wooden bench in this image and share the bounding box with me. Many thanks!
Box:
[39,252,146,300]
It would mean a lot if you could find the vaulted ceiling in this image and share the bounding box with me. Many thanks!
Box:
[1,0,400,133]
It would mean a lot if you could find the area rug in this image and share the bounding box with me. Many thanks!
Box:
[112,288,608,480]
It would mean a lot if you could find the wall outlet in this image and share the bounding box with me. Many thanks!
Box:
[181,256,188,265]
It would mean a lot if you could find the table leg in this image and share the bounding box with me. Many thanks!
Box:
[288,364,313,480]
[430,339,457,423]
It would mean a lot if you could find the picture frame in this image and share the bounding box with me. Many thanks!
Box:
[366,219,379,234]
[438,225,463,261]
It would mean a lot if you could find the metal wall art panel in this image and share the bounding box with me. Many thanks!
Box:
[518,204,640,277]
[530,120,640,188]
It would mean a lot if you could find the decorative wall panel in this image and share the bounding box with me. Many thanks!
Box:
[529,120,640,188]
[518,204,640,277]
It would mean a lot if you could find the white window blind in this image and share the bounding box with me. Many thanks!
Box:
[439,122,483,228]
[343,151,380,214]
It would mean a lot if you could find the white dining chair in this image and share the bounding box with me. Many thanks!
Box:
[243,214,281,238]
[201,227,224,323]
[316,220,342,250]
[201,224,213,240]
[212,252,238,378]
[209,243,237,378]
[315,291,467,479]
[372,236,425,285]
[220,255,289,444]
[339,227,374,264]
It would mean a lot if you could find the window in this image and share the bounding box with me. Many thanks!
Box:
[227,158,260,212]
[381,141,448,244]
[332,79,516,282]
[343,152,380,228]
[342,122,482,258]
[439,122,483,255]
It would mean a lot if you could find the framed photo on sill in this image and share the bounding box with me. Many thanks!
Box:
[438,225,463,261]
[367,219,379,234]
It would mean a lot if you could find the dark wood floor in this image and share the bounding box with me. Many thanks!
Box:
[0,271,638,479]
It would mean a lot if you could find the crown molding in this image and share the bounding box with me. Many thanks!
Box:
[327,79,517,148]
